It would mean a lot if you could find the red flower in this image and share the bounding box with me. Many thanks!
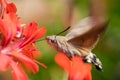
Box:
[55,53,92,80]
[0,0,46,80]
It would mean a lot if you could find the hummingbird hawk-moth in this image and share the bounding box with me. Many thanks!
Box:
[46,17,108,71]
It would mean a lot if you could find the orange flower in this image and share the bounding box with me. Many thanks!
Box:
[0,0,46,80]
[55,53,92,80]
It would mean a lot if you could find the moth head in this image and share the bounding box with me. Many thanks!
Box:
[46,26,70,47]
[46,35,57,46]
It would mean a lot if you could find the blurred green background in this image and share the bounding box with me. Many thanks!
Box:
[1,0,120,80]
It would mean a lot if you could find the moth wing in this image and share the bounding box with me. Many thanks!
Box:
[65,17,108,50]
[65,17,94,40]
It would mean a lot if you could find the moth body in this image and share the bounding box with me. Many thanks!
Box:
[46,35,103,71]
[46,35,81,58]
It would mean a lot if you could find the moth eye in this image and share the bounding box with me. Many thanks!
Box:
[51,40,55,43]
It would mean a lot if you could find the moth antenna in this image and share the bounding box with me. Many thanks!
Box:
[56,26,71,35]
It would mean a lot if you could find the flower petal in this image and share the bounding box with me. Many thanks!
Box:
[55,53,70,73]
[19,26,46,48]
[0,54,11,71]
[0,0,20,47]
[0,12,18,47]
[23,22,37,38]
[22,43,41,59]
[11,52,39,74]
[55,53,92,80]
[69,56,92,80]
[6,3,17,13]
[10,60,28,80]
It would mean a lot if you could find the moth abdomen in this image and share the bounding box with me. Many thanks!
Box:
[83,52,103,71]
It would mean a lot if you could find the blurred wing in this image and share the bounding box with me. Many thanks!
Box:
[65,17,108,50]
[65,17,94,40]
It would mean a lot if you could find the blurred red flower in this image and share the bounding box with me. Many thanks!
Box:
[0,0,46,80]
[55,53,92,80]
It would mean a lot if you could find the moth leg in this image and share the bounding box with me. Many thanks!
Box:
[83,52,103,71]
